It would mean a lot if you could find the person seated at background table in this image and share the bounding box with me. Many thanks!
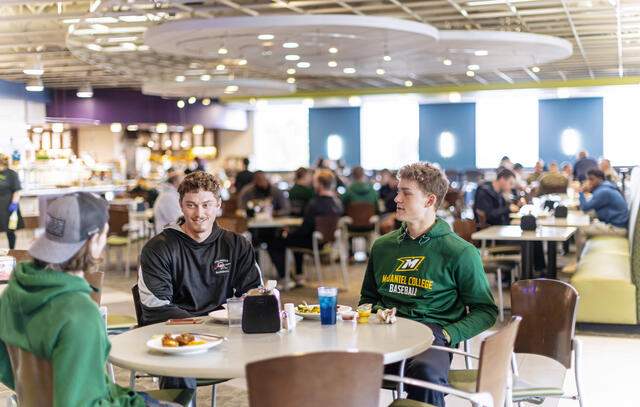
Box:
[379,171,400,235]
[561,161,573,181]
[288,167,314,216]
[574,168,629,259]
[129,177,159,208]
[269,169,343,287]
[512,162,524,186]
[599,158,619,183]
[359,162,498,407]
[0,192,178,406]
[525,159,545,184]
[153,172,183,234]
[237,171,290,217]
[538,161,569,195]
[234,157,253,193]
[474,168,520,226]
[341,165,379,209]
[139,172,262,395]
[573,150,598,182]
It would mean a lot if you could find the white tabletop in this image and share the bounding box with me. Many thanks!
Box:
[472,225,576,242]
[510,213,590,228]
[108,317,433,378]
[247,216,303,229]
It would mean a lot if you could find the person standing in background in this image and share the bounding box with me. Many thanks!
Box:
[0,154,22,249]
[234,158,254,193]
[573,151,598,182]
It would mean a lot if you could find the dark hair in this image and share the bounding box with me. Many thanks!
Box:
[242,158,250,167]
[513,163,523,171]
[501,156,510,161]
[497,169,515,180]
[587,168,605,180]
[178,171,222,201]
[294,167,308,180]
[314,169,335,190]
[351,166,365,180]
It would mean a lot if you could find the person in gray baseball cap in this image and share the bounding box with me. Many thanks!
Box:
[0,192,190,406]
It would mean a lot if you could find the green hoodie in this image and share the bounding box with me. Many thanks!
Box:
[359,218,498,346]
[0,262,144,407]
[342,181,379,208]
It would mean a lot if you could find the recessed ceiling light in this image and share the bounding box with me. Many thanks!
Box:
[466,70,475,77]
[216,64,226,70]
[90,24,109,32]
[127,125,139,131]
[23,67,44,76]
[202,98,211,106]
[328,47,338,54]
[443,58,452,66]
[348,96,361,106]
[383,55,391,62]
[147,140,155,148]
[110,123,122,133]
[285,54,300,61]
[177,100,185,108]
[532,66,540,73]
[200,74,211,81]
[283,42,299,48]
[118,15,147,22]
[297,62,310,68]
[343,67,356,74]
[122,42,137,50]
[238,58,248,65]
[262,42,274,47]
[474,50,489,56]
[449,92,461,103]
[51,123,64,133]
[224,85,239,93]
[188,97,196,104]
[76,84,93,98]
[86,16,118,23]
[137,45,150,51]
[107,36,138,43]
[86,44,102,52]
[218,47,228,55]
[404,80,413,87]
[467,64,479,70]
[328,61,337,68]
[287,68,296,75]
[156,123,168,133]
[258,34,274,40]
[62,18,80,24]
[175,75,185,82]
[376,68,385,75]
[287,77,296,83]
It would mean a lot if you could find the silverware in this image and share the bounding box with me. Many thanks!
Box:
[188,333,227,341]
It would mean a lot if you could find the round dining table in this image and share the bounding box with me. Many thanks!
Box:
[108,317,434,378]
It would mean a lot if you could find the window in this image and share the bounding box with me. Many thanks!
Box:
[604,89,640,166]
[253,103,309,171]
[327,134,343,161]
[439,131,455,159]
[475,96,538,168]
[561,128,580,156]
[360,97,419,169]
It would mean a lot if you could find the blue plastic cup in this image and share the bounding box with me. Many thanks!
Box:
[318,286,338,325]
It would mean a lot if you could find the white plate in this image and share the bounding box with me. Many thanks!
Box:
[208,309,303,324]
[295,305,352,320]
[146,335,224,355]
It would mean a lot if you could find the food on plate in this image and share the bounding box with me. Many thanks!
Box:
[296,303,320,314]
[357,304,372,323]
[161,333,206,347]
[341,310,357,321]
[376,307,397,324]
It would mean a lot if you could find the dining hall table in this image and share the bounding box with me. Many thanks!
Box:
[108,317,434,379]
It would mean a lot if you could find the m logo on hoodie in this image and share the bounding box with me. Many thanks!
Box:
[395,256,425,272]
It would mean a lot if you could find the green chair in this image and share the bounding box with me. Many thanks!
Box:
[385,316,522,407]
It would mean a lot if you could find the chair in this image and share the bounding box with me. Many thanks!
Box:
[284,213,349,291]
[7,250,30,263]
[246,351,384,407]
[343,202,380,254]
[510,279,583,406]
[105,204,143,278]
[385,316,522,407]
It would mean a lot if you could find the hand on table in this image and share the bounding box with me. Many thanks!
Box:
[509,204,520,213]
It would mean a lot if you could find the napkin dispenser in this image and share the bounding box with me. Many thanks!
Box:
[554,205,568,218]
[520,215,537,231]
[242,281,281,334]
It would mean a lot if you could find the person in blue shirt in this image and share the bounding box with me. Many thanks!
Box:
[575,168,629,258]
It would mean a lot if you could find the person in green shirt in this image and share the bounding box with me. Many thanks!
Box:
[0,192,179,407]
[288,167,314,216]
[359,162,498,406]
[341,165,379,208]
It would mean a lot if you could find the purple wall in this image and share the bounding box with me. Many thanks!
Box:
[46,88,248,131]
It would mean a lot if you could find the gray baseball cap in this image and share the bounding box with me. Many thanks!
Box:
[29,192,109,264]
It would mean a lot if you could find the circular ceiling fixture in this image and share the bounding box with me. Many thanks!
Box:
[142,78,296,98]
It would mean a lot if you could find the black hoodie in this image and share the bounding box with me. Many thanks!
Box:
[473,181,510,226]
[139,221,262,325]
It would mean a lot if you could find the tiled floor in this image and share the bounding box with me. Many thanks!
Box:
[1,233,638,406]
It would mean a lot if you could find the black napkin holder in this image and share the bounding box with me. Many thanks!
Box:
[554,205,568,218]
[543,200,556,211]
[520,215,537,231]
[242,293,281,334]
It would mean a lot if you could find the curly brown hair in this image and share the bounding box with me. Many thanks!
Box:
[397,162,449,208]
[178,171,222,201]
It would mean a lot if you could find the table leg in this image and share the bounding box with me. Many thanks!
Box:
[547,241,557,279]
[520,241,533,279]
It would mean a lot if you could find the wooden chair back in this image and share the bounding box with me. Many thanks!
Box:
[476,316,522,407]
[131,284,146,327]
[8,250,31,263]
[315,213,340,245]
[345,202,376,229]
[108,204,130,236]
[246,351,383,407]
[216,217,249,234]
[85,271,105,306]
[510,279,579,368]
[452,218,477,245]
[475,209,488,229]
[5,342,53,407]
[221,197,239,217]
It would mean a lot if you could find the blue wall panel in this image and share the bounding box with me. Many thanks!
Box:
[538,97,603,164]
[309,107,360,167]
[419,103,476,170]
[0,78,49,103]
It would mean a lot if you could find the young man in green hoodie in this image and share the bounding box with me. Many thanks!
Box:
[359,162,498,406]
[0,192,183,406]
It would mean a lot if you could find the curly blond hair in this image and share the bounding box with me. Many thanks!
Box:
[178,171,222,201]
[397,162,449,208]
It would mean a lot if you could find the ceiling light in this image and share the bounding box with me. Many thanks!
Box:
[118,15,147,22]
[224,85,239,93]
[108,26,148,34]
[202,98,211,106]
[328,47,338,54]
[201,74,211,81]
[287,68,296,75]
[383,55,392,62]
[107,36,138,43]
[328,61,337,68]
[258,34,274,40]
[557,88,571,99]
[466,70,475,77]
[218,46,228,55]
[86,44,102,52]
[287,77,296,83]
[466,0,534,5]
[23,67,44,76]
[238,58,248,65]
[137,45,150,51]
[532,66,540,73]
[404,80,413,87]
[127,125,138,131]
[474,50,489,56]
[285,54,300,61]
[376,68,385,75]
[297,62,310,68]
[156,123,168,133]
[175,75,185,82]
[449,92,461,103]
[62,18,80,24]
[76,84,93,98]
[147,140,155,148]
[283,42,299,48]
[91,24,109,33]
[110,123,122,133]
[32,127,43,133]
[343,67,356,74]
[164,139,172,148]
[51,123,64,133]
[467,64,479,70]
[188,97,196,104]
[460,9,468,17]
[86,17,118,24]
[25,79,43,92]
[177,100,185,108]
[443,58,452,66]
[122,42,137,50]
[216,64,226,71]
[193,124,204,135]
[348,96,361,106]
